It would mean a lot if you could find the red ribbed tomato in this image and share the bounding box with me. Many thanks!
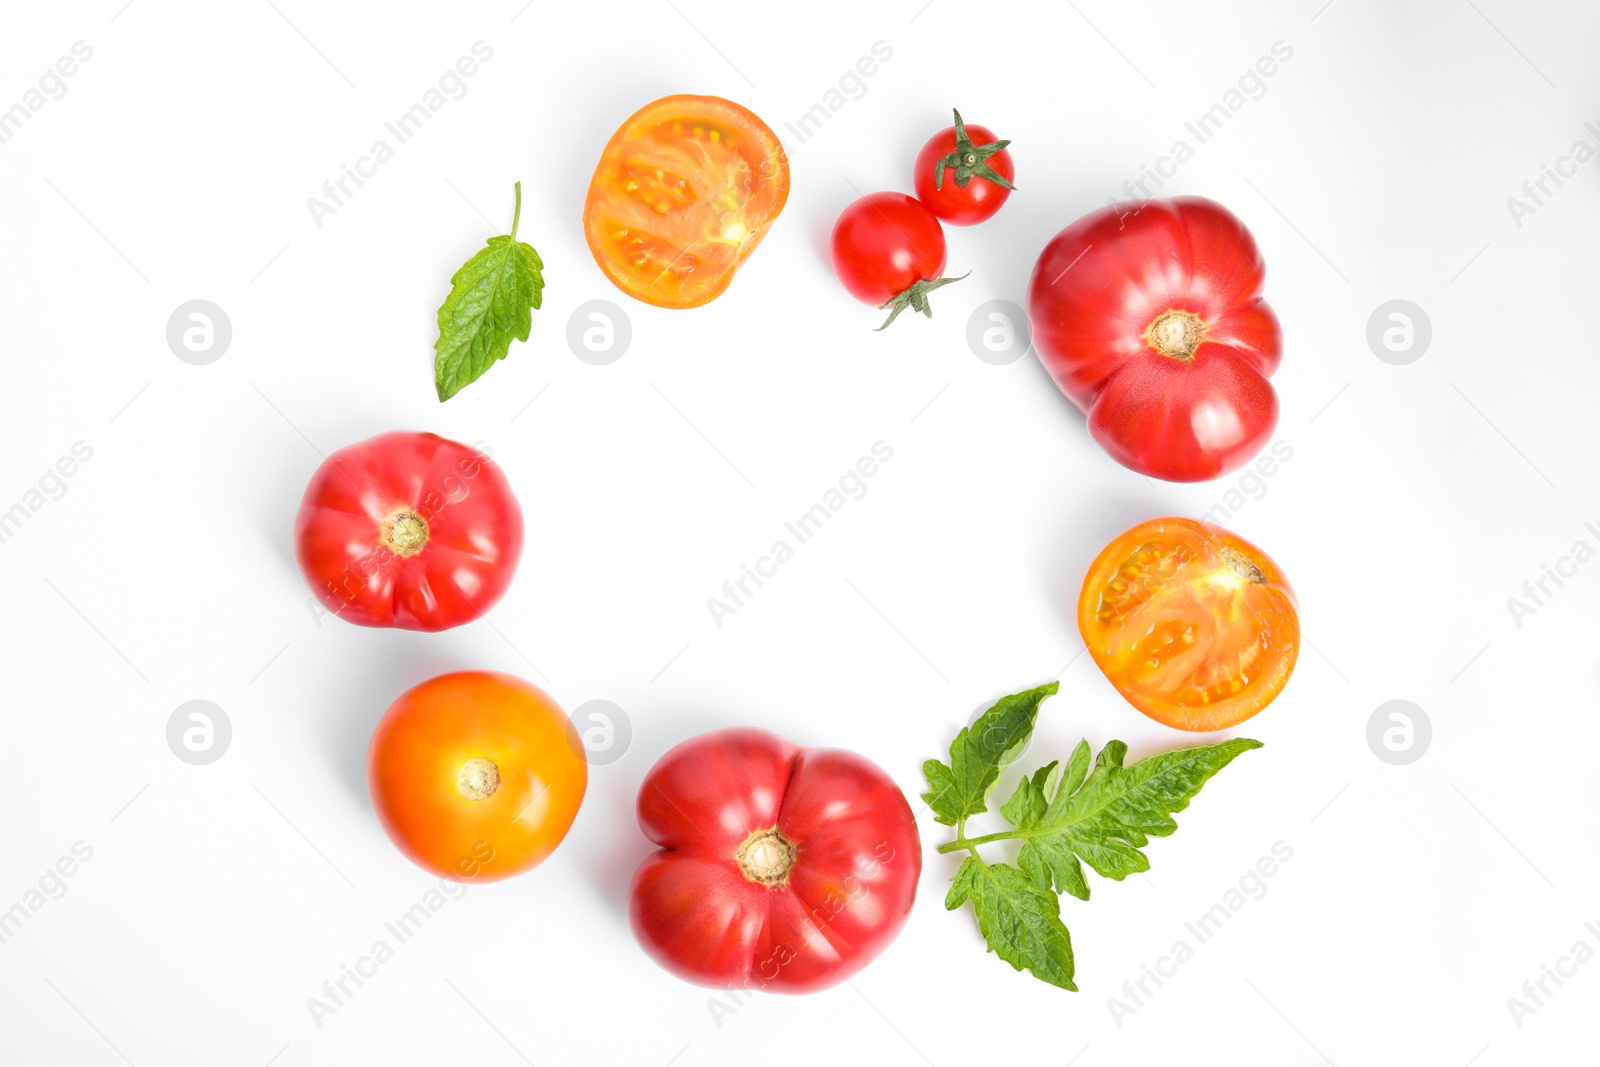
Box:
[1027,197,1282,482]
[628,728,921,994]
[293,431,523,631]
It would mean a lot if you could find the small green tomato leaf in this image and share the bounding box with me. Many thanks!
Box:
[921,682,1058,826]
[945,855,981,911]
[1000,760,1057,827]
[955,857,1077,991]
[434,181,546,402]
[1024,737,1263,884]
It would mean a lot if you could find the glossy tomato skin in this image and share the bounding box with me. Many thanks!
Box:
[1028,198,1282,482]
[368,671,587,882]
[628,728,921,994]
[294,431,523,632]
[583,95,789,309]
[913,122,1014,225]
[831,192,947,305]
[1078,518,1299,732]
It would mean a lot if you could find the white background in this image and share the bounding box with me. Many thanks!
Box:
[2,0,1597,1063]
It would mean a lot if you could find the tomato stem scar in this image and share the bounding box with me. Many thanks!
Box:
[380,510,429,556]
[1220,548,1267,584]
[734,827,796,887]
[456,757,501,801]
[1145,309,1205,362]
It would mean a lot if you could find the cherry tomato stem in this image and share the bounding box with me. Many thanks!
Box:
[914,109,1016,225]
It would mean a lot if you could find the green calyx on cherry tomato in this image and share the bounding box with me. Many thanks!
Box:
[628,728,921,994]
[913,108,1016,225]
[831,191,968,330]
[293,431,523,632]
[1027,197,1282,482]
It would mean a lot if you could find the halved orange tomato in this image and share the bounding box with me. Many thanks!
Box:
[582,95,789,309]
[1077,518,1299,732]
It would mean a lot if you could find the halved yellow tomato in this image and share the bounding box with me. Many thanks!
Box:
[582,95,789,309]
[1077,518,1299,732]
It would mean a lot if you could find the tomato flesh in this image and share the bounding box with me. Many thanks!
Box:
[1078,518,1298,731]
[583,95,789,309]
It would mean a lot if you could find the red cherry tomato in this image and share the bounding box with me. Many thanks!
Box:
[1027,197,1282,482]
[294,431,523,631]
[628,728,921,994]
[831,191,965,330]
[913,109,1015,225]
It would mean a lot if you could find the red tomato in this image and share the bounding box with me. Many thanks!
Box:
[1027,197,1282,482]
[294,432,523,631]
[628,728,921,994]
[913,109,1015,225]
[831,191,965,330]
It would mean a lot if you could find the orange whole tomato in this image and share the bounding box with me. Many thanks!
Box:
[1078,518,1298,732]
[368,671,587,882]
[583,95,789,309]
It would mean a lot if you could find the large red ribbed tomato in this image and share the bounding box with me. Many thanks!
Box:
[1027,197,1282,482]
[628,728,921,994]
[294,432,523,631]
